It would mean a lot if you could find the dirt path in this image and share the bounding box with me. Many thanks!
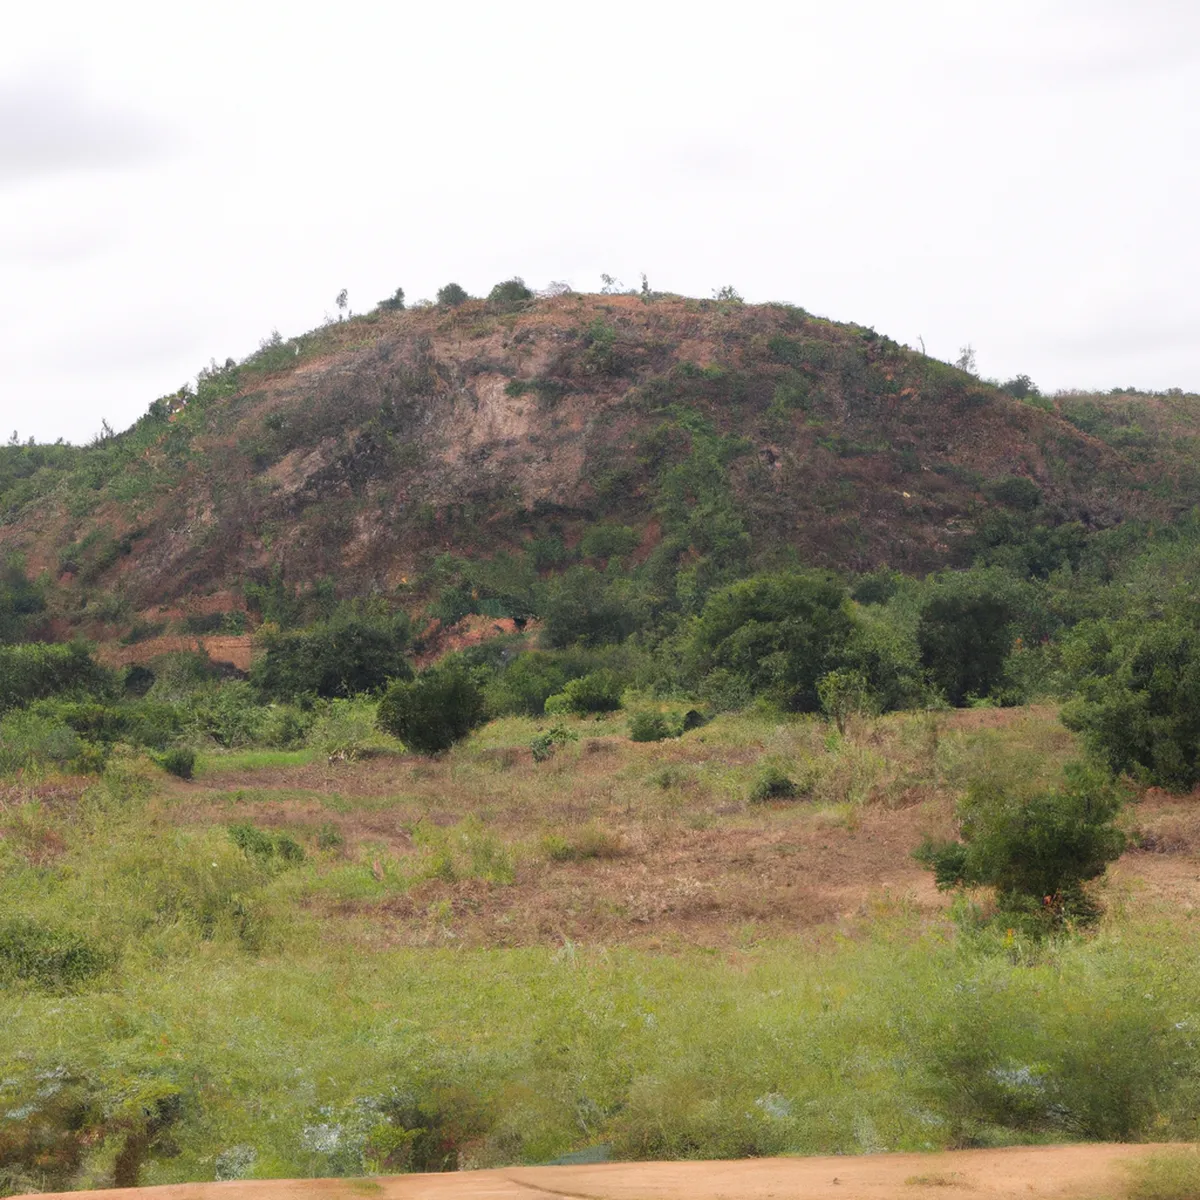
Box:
[19,1144,1190,1200]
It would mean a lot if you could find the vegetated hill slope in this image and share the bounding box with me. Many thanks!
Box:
[0,292,1193,639]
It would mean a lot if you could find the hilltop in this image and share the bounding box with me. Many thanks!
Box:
[3,288,1196,652]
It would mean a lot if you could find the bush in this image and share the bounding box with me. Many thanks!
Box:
[580,523,641,561]
[436,282,469,307]
[378,287,405,311]
[487,277,533,307]
[0,641,112,715]
[628,710,672,742]
[228,822,305,866]
[307,699,378,760]
[484,652,569,717]
[914,762,1125,929]
[545,670,623,716]
[530,723,577,762]
[916,574,1018,706]
[541,567,640,649]
[158,747,195,780]
[1062,617,1200,791]
[690,571,856,712]
[750,763,799,802]
[0,709,85,774]
[0,918,110,990]
[376,669,486,755]
[252,614,412,701]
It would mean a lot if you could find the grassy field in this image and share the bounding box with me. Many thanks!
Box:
[2,705,1199,1192]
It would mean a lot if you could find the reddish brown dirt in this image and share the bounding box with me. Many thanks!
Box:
[16,1143,1189,1200]
[97,634,253,671]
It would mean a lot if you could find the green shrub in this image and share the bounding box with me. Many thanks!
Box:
[541,566,640,649]
[530,723,577,762]
[541,824,623,861]
[750,763,799,802]
[158,747,195,780]
[580,523,641,561]
[916,573,1019,706]
[252,614,412,701]
[691,571,856,712]
[307,699,378,760]
[1062,617,1200,791]
[485,652,569,717]
[628,710,672,742]
[0,918,110,990]
[378,286,405,311]
[0,709,85,774]
[487,277,533,307]
[436,282,468,307]
[228,823,305,866]
[914,762,1125,929]
[376,669,486,755]
[545,670,623,716]
[0,641,112,715]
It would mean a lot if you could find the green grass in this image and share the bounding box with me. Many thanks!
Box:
[193,747,319,775]
[1124,1148,1200,1200]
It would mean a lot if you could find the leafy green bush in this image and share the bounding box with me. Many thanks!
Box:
[914,762,1125,929]
[1062,617,1200,791]
[252,614,412,701]
[545,670,623,716]
[541,566,640,649]
[0,709,86,774]
[485,652,569,717]
[0,918,110,990]
[530,723,577,762]
[750,763,799,802]
[308,698,379,760]
[158,747,195,780]
[628,710,672,742]
[0,641,112,715]
[436,282,468,307]
[916,573,1018,706]
[580,523,641,561]
[376,669,486,755]
[486,277,533,307]
[690,571,856,712]
[378,286,405,311]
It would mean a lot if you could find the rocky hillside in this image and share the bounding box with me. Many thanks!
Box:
[1,290,1193,645]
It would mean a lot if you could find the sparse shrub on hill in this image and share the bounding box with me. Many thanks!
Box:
[378,287,405,312]
[0,556,46,643]
[436,282,469,307]
[914,761,1125,930]
[484,652,569,716]
[157,747,195,780]
[487,277,533,308]
[580,523,640,562]
[749,762,800,802]
[376,668,486,754]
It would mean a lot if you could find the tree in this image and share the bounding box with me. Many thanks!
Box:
[251,614,412,700]
[487,277,533,307]
[376,668,486,755]
[955,344,977,374]
[1062,616,1200,791]
[690,571,856,711]
[915,763,1125,928]
[541,566,639,649]
[917,573,1018,705]
[335,289,349,319]
[436,282,469,307]
[379,287,405,312]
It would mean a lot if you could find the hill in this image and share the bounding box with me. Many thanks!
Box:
[3,289,1196,651]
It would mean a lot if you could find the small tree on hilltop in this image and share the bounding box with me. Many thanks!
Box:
[436,282,469,308]
[487,277,533,307]
[379,287,405,312]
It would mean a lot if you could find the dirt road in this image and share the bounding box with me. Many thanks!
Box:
[19,1143,1194,1200]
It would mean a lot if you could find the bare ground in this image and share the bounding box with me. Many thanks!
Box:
[17,1144,1191,1200]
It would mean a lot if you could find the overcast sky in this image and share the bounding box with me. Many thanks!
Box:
[3,0,1198,444]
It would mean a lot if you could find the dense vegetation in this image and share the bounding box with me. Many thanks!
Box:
[2,290,1200,1192]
